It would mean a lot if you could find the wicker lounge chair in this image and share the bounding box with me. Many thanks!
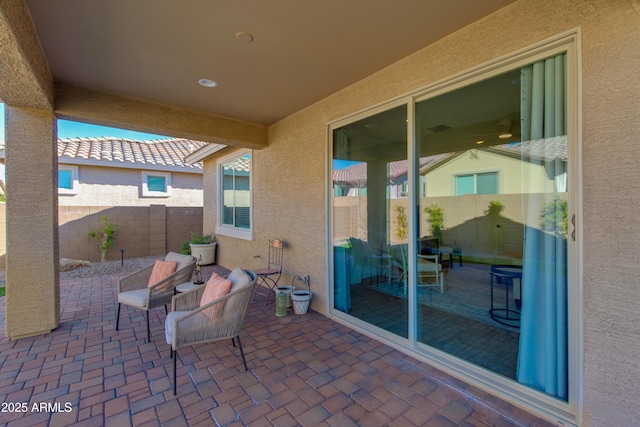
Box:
[165,268,257,395]
[116,252,196,342]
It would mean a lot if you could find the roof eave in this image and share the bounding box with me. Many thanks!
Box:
[59,157,203,174]
[185,143,228,164]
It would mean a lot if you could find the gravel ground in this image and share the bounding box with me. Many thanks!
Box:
[0,256,161,287]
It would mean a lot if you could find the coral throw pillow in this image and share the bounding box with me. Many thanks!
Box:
[200,273,232,319]
[147,260,178,288]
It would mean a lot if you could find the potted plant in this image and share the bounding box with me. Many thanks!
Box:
[394,205,408,243]
[88,215,119,262]
[424,202,445,243]
[182,232,217,265]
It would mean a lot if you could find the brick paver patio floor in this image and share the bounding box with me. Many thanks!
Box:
[0,265,554,426]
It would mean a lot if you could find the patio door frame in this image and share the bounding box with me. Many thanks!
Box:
[327,29,582,426]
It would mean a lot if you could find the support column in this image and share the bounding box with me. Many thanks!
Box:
[367,160,388,250]
[5,106,59,339]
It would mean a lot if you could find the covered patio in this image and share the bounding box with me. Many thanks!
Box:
[0,264,550,426]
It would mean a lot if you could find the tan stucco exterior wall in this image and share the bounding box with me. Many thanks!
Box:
[58,164,203,207]
[207,1,640,424]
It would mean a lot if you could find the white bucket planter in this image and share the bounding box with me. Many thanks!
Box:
[190,242,217,265]
[291,290,312,314]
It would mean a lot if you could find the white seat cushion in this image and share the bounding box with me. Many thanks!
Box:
[164,252,194,271]
[165,310,190,344]
[228,268,252,292]
[118,289,148,308]
[165,311,210,346]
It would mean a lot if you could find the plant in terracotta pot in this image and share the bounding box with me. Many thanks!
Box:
[181,232,217,265]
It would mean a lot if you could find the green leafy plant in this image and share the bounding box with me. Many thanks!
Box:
[484,200,505,217]
[394,205,408,242]
[88,215,119,262]
[540,198,568,238]
[424,202,445,242]
[181,232,216,255]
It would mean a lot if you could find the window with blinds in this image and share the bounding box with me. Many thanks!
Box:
[220,152,251,231]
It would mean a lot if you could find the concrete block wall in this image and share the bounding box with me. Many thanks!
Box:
[0,202,203,323]
[52,205,202,263]
[166,207,206,255]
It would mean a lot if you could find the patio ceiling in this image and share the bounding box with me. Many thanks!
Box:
[22,0,515,127]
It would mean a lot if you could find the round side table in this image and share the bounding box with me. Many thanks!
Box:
[176,282,204,293]
[489,265,522,328]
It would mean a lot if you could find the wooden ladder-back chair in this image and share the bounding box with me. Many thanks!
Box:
[254,238,284,304]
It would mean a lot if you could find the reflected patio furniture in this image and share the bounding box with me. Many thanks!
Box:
[254,238,284,305]
[348,237,374,285]
[116,252,196,342]
[417,254,445,294]
[489,265,522,328]
[438,245,463,269]
[165,268,257,395]
[389,243,408,295]
[418,236,439,258]
[419,236,461,269]
[390,244,445,295]
[349,237,392,289]
[372,246,393,289]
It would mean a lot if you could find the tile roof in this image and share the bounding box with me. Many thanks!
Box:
[333,154,452,184]
[57,137,208,171]
[333,137,567,185]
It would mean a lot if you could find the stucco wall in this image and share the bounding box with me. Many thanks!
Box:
[58,164,203,207]
[204,1,640,424]
[427,150,555,197]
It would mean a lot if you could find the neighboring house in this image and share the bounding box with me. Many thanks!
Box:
[334,137,567,198]
[56,137,206,206]
[0,137,206,265]
[332,138,567,258]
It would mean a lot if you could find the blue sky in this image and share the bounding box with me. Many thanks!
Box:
[0,103,169,143]
[1,103,357,170]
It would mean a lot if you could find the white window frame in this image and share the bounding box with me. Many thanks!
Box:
[454,171,499,196]
[58,165,79,195]
[141,170,171,197]
[216,149,253,240]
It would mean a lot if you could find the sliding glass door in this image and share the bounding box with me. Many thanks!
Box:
[415,54,569,400]
[332,104,409,338]
[330,48,574,405]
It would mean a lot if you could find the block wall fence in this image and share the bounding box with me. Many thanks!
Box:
[0,203,203,269]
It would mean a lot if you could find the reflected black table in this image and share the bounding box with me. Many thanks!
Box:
[489,265,522,328]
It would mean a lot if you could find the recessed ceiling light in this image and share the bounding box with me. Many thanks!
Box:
[198,79,218,88]
[476,140,485,145]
